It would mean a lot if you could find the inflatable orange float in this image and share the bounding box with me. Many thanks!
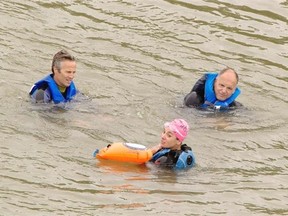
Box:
[93,142,153,164]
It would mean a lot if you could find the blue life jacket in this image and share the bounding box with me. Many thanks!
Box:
[151,147,196,170]
[202,73,241,109]
[29,74,77,104]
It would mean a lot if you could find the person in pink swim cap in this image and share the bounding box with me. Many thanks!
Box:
[149,119,195,169]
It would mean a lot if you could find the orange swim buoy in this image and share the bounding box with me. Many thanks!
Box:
[94,142,153,164]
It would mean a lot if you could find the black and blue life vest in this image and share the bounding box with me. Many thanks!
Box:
[29,74,77,104]
[151,144,195,170]
[202,73,241,109]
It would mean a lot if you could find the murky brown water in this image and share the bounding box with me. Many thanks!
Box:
[1,0,287,215]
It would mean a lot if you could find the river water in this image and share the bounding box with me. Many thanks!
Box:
[0,0,287,215]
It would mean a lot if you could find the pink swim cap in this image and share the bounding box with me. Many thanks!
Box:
[164,119,189,142]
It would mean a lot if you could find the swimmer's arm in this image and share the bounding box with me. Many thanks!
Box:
[149,144,162,154]
[184,75,206,107]
[30,88,51,103]
[184,91,202,106]
[229,101,243,108]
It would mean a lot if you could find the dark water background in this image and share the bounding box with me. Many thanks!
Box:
[1,0,287,215]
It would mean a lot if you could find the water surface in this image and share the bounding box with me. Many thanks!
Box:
[0,0,287,215]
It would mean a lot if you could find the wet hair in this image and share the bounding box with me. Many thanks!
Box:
[219,67,239,83]
[51,50,75,74]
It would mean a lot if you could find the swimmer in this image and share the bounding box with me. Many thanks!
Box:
[184,67,242,110]
[29,49,78,104]
[149,119,195,169]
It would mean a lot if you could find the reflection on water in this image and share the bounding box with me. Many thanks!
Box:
[1,0,288,215]
[96,159,150,174]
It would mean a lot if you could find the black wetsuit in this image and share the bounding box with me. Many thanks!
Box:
[150,144,195,168]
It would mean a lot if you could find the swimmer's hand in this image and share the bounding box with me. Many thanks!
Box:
[149,144,162,154]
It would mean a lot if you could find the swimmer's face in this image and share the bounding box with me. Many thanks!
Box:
[214,70,237,101]
[160,127,181,150]
[53,60,76,88]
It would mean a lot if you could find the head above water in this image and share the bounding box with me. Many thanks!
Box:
[51,50,76,74]
[164,119,189,142]
[51,50,77,88]
[214,67,239,101]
